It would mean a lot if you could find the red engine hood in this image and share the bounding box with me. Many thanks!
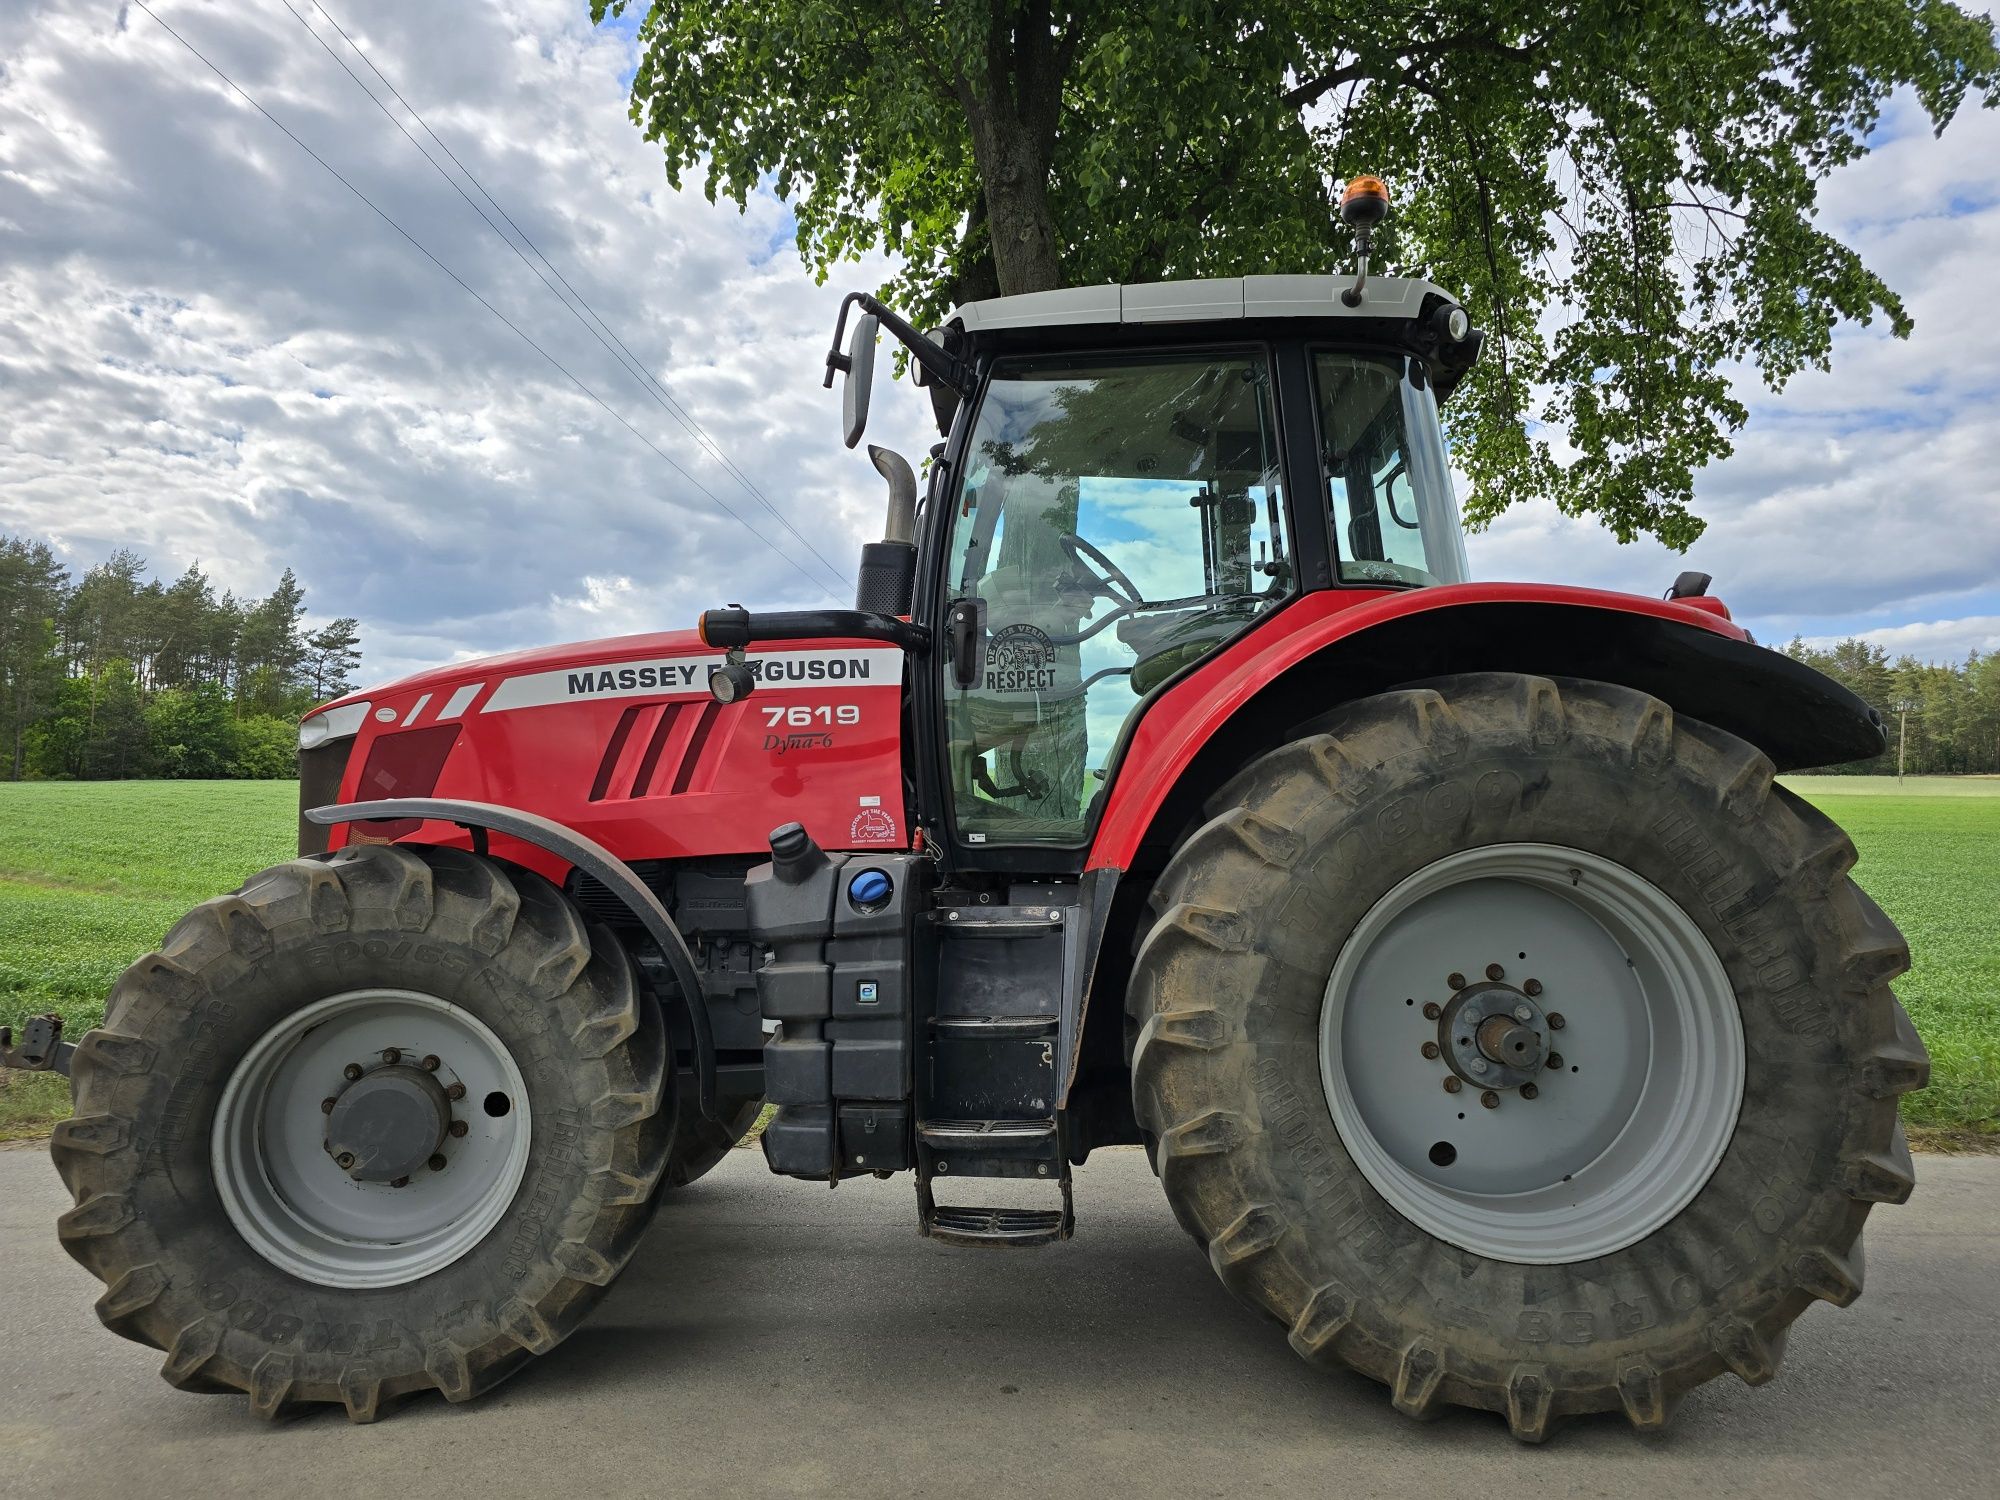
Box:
[311,628,708,719]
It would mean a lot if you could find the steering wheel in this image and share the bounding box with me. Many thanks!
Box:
[1060,533,1145,606]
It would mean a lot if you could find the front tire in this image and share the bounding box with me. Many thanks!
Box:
[51,845,672,1421]
[1128,674,1927,1440]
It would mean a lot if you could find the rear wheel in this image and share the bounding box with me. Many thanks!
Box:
[1128,674,1927,1440]
[52,845,672,1421]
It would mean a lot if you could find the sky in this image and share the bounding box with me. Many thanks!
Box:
[2,0,1997,688]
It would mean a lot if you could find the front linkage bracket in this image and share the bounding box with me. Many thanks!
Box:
[0,1013,73,1076]
[305,798,721,1120]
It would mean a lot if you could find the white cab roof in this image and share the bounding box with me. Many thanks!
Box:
[948,274,1445,333]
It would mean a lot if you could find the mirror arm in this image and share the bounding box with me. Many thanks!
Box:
[823,291,968,395]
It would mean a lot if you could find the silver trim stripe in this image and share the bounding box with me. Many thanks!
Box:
[482,647,904,713]
[400,692,432,726]
[436,682,483,720]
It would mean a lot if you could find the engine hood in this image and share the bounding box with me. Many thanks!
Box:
[308,628,707,720]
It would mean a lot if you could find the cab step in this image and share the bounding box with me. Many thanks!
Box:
[917,1118,1055,1146]
[919,1178,1075,1248]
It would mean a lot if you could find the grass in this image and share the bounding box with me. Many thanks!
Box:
[0,781,298,1140]
[1784,779,2000,1143]
[0,777,1994,1143]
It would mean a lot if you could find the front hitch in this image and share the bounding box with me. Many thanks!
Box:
[0,1014,73,1076]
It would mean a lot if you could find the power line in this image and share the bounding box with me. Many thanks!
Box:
[288,0,855,596]
[129,0,844,606]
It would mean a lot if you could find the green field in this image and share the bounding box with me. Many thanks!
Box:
[1,777,1995,1140]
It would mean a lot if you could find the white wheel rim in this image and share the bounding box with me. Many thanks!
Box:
[1319,844,1744,1264]
[212,989,532,1289]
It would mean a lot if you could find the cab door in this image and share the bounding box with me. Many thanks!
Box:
[933,347,1295,852]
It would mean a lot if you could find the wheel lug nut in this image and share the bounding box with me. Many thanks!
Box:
[1513,1004,1533,1023]
[421,1054,441,1072]
[1442,1077,1463,1095]
[1547,1012,1566,1030]
[1547,1052,1564,1070]
[381,1047,401,1065]
[343,1063,363,1081]
[1521,1083,1539,1100]
[1447,972,1466,990]
[1421,1041,1441,1060]
[335,1151,356,1169]
[320,1097,337,1114]
[1422,1001,1442,1020]
[428,1154,448,1172]
[1485,963,1505,982]
[1524,978,1543,997]
[445,1082,466,1101]
[448,1120,469,1138]
[1480,1091,1500,1109]
[390,1176,410,1189]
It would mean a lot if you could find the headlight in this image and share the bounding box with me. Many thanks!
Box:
[298,700,372,750]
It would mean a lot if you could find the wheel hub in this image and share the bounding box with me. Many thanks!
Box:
[1439,980,1549,1089]
[325,1064,452,1183]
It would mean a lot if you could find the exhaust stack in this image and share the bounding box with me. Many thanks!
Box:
[855,445,918,614]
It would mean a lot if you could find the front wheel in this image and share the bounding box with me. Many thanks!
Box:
[51,845,672,1421]
[1128,674,1928,1440]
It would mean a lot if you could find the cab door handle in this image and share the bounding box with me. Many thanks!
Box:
[947,597,985,689]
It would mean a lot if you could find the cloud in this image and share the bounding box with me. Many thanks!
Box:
[1800,615,2000,663]
[0,3,1994,692]
[0,0,937,683]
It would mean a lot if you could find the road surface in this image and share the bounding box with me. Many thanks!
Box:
[2,1143,1995,1498]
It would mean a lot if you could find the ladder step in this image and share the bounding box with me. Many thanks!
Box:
[918,1118,1055,1145]
[931,912,1068,937]
[924,1204,1071,1248]
[930,1015,1057,1037]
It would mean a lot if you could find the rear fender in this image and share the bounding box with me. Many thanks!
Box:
[305,797,719,1119]
[1090,591,1886,874]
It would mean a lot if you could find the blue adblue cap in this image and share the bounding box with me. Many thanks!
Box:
[848,868,893,907]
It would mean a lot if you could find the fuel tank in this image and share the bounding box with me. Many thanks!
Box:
[304,629,909,868]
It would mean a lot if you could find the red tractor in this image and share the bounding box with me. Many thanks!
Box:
[31,186,1923,1439]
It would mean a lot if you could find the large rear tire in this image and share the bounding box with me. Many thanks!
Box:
[1128,674,1927,1440]
[51,845,672,1421]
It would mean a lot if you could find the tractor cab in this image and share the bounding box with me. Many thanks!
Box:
[916,275,1479,851]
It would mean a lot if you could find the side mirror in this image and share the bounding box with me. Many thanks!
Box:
[842,314,878,449]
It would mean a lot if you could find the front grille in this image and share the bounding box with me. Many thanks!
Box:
[297,738,353,855]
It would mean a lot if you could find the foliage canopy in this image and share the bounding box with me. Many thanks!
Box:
[602,0,1997,547]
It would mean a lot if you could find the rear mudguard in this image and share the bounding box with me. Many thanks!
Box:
[1089,586,1885,873]
[305,797,719,1119]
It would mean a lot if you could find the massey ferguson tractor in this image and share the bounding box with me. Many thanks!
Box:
[16,180,1925,1439]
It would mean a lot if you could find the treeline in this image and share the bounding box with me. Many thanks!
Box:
[0,536,361,781]
[1785,637,2000,775]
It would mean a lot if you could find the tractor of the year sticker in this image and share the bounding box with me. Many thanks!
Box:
[850,806,898,843]
[984,623,1058,694]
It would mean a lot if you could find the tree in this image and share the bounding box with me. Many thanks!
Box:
[0,536,71,780]
[605,0,1998,548]
[145,682,237,779]
[235,568,308,715]
[303,618,364,703]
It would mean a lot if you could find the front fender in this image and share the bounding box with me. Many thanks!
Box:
[305,797,719,1119]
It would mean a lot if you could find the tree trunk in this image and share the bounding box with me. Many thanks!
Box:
[973,123,1062,293]
[957,3,1071,296]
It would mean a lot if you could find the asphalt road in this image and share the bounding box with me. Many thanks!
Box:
[2,1143,1995,1499]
